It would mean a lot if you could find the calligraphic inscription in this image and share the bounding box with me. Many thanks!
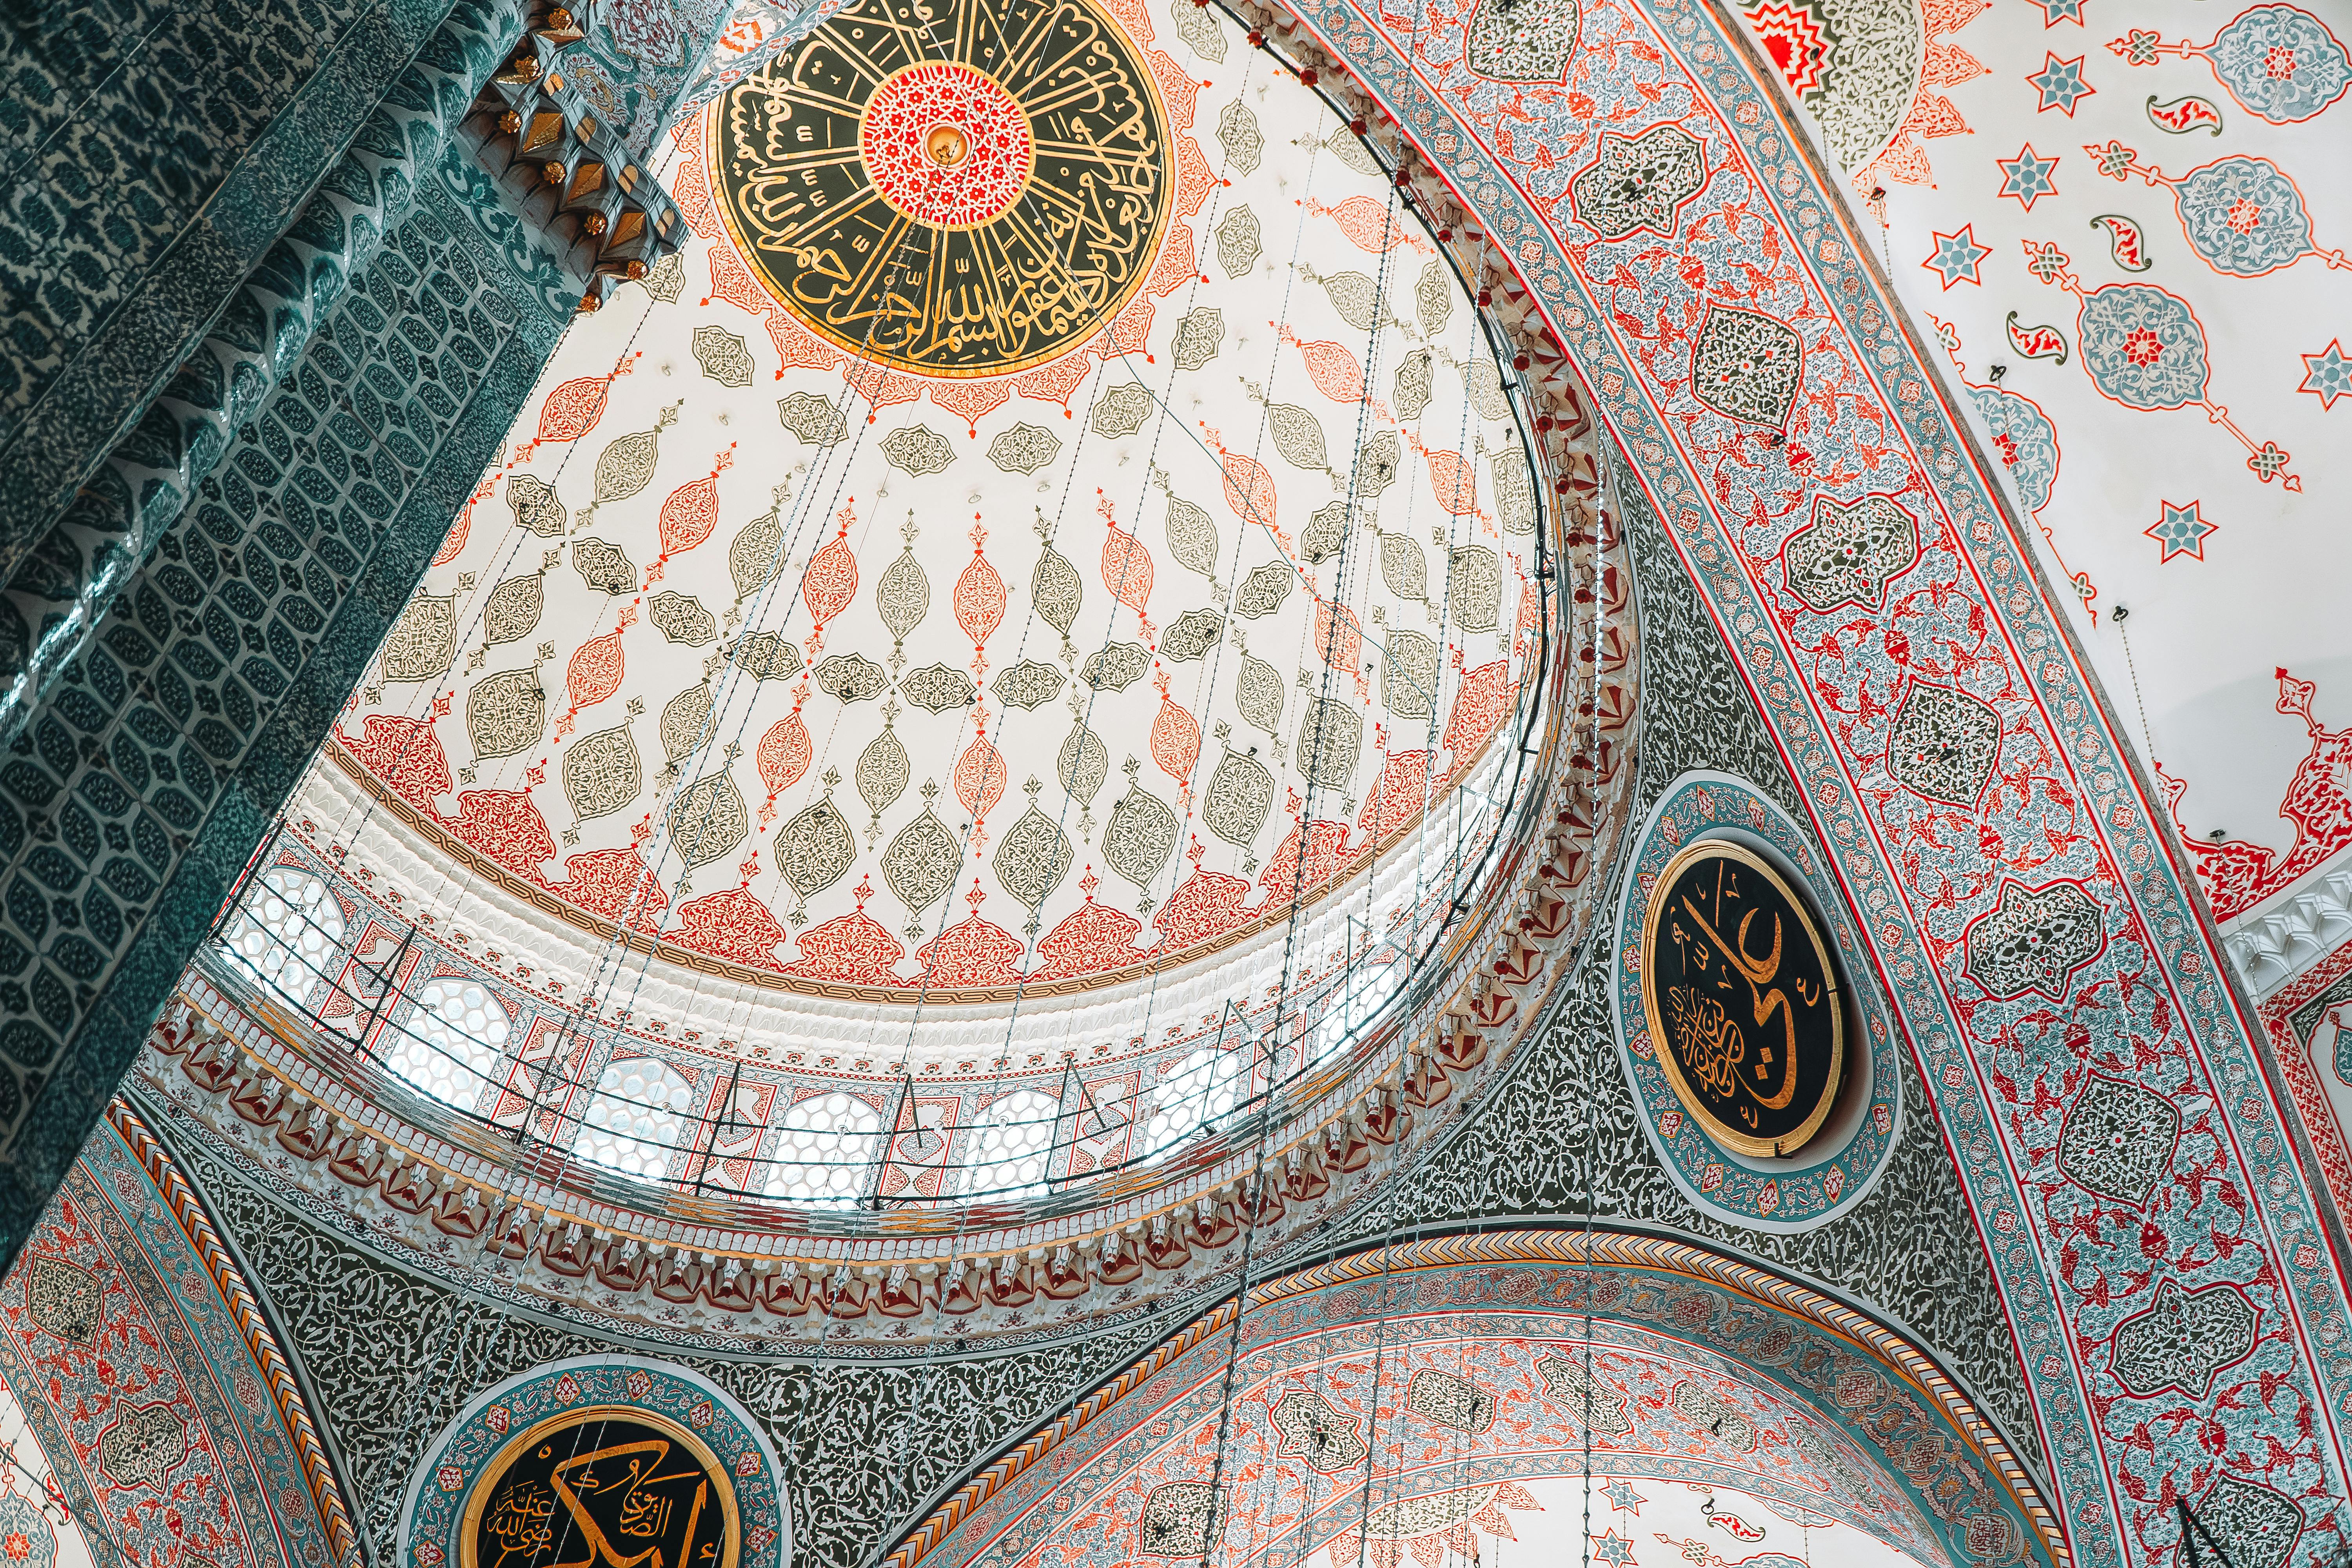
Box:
[1641,839,1844,1158]
[712,0,1173,377]
[463,1409,737,1568]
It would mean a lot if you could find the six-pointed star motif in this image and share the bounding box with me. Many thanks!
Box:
[1924,226,1994,289]
[1998,145,2062,209]
[2301,340,2352,407]
[2028,53,2095,114]
[2146,499,2216,561]
[2033,0,2082,22]
[1589,1530,1637,1567]
[1602,1480,1646,1514]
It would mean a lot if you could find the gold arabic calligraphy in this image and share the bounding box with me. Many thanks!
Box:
[469,1415,736,1568]
[711,0,1172,377]
[1642,840,1843,1158]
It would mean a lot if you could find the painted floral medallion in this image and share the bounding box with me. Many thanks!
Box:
[713,0,1171,375]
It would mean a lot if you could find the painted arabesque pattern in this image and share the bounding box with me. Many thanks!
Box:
[890,1234,2057,1568]
[1230,0,2352,1562]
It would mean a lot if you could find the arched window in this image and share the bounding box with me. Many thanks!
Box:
[385,978,510,1111]
[765,1091,883,1204]
[575,1053,693,1180]
[218,867,345,1007]
[1140,1045,1243,1160]
[963,1089,1061,1198]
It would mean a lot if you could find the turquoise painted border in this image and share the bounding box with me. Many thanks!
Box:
[1610,771,1903,1232]
[399,1357,789,1568]
[0,1121,337,1568]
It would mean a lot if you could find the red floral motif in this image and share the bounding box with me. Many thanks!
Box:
[567,632,626,712]
[929,376,1011,432]
[765,310,839,374]
[1100,506,1155,621]
[513,351,639,463]
[1283,331,1365,403]
[1259,820,1352,901]
[1313,597,1363,671]
[954,733,1007,822]
[442,790,556,880]
[1422,446,1481,516]
[1359,750,1434,843]
[1994,431,2022,465]
[702,242,775,320]
[1149,684,1201,787]
[2122,326,2165,367]
[340,715,451,809]
[1151,869,1252,949]
[803,513,860,633]
[756,713,812,799]
[548,847,668,929]
[787,906,906,985]
[1032,897,1147,979]
[1443,660,1517,760]
[2225,198,2264,234]
[1215,443,1278,530]
[954,534,1006,647]
[655,451,732,561]
[1745,0,1830,94]
[674,889,790,968]
[2265,45,2298,79]
[2172,669,2352,921]
[915,911,1024,987]
[857,62,1035,228]
[1312,194,1419,252]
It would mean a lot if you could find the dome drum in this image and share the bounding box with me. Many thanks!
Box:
[139,0,1642,1352]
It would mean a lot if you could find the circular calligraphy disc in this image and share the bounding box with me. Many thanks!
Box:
[462,1407,739,1568]
[1640,838,1844,1159]
[710,0,1173,378]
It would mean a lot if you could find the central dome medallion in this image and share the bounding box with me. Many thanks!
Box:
[713,0,1171,374]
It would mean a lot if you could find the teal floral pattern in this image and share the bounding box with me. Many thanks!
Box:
[2207,5,2350,122]
[2172,155,2315,275]
[2077,284,2210,409]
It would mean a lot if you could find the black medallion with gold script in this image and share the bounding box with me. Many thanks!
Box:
[1640,838,1844,1159]
[463,1408,738,1568]
[711,0,1172,377]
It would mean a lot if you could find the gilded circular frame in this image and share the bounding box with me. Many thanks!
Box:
[459,1406,742,1568]
[1639,836,1845,1158]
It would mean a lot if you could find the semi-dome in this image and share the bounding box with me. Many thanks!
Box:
[163,0,1634,1348]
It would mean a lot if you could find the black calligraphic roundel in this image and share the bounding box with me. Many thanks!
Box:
[463,1408,739,1568]
[711,0,1174,377]
[1640,838,1845,1158]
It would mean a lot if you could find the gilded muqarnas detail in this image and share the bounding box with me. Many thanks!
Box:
[713,0,1173,377]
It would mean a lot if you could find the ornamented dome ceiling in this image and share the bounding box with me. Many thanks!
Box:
[343,0,1550,1003]
[176,0,1628,1334]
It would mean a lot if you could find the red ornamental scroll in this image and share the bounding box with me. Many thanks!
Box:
[1423,447,1480,515]
[1314,598,1364,670]
[514,351,640,463]
[1100,509,1155,618]
[657,449,734,559]
[787,906,906,985]
[954,733,1007,821]
[955,536,1006,646]
[1316,194,1413,252]
[1150,680,1201,784]
[1218,447,1278,530]
[1285,331,1365,404]
[568,632,626,711]
[757,711,813,797]
[674,888,790,968]
[804,515,859,631]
